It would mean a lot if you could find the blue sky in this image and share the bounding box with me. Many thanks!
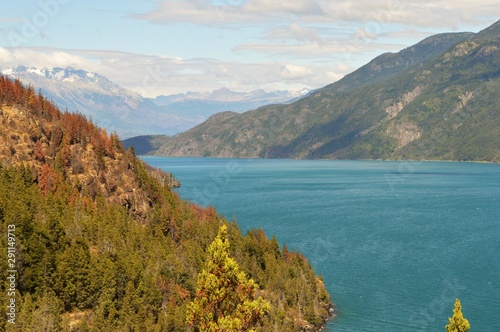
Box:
[1,0,499,96]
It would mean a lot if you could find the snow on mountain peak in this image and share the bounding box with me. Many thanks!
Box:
[26,67,46,76]
[2,66,108,86]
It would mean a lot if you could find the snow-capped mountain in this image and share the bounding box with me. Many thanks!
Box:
[155,87,309,104]
[2,66,310,138]
[2,66,198,139]
[3,66,110,87]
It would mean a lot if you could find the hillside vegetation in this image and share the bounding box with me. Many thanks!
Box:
[0,76,332,331]
[153,20,500,162]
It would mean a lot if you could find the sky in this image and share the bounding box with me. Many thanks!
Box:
[0,0,499,97]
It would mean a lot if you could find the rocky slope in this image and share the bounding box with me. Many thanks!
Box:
[154,20,500,162]
[0,80,179,221]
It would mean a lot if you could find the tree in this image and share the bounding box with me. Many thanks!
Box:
[31,290,63,332]
[186,225,270,331]
[446,298,470,332]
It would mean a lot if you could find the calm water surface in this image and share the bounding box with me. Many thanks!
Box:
[142,157,500,331]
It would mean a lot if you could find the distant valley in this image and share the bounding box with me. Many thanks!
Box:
[138,20,500,162]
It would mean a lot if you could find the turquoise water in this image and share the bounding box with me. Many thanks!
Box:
[142,157,500,331]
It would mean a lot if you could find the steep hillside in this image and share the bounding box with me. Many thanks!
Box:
[0,76,332,331]
[324,32,474,93]
[155,21,500,162]
[0,76,180,221]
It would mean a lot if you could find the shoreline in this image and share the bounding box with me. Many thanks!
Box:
[315,304,336,332]
[141,155,500,165]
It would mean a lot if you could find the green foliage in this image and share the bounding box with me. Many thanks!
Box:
[0,77,332,331]
[186,225,270,331]
[445,298,470,332]
[31,289,64,332]
[0,162,331,331]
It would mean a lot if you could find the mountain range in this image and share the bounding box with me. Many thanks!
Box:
[1,66,308,139]
[153,87,310,118]
[145,20,500,162]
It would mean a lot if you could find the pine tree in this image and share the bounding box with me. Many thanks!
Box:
[31,290,63,332]
[445,298,470,332]
[18,293,35,332]
[186,225,270,331]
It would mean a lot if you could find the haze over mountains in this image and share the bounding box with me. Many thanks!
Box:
[1,66,308,139]
[153,87,310,118]
[146,20,500,162]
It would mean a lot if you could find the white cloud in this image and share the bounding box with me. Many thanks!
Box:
[0,47,99,71]
[280,64,312,79]
[132,0,263,25]
[265,23,323,44]
[131,0,500,70]
[0,46,350,96]
[134,0,500,29]
[234,37,403,61]
[243,0,325,16]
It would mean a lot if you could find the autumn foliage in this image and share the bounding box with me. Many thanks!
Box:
[0,75,116,167]
[446,299,470,332]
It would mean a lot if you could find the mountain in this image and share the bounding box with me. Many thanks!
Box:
[122,88,309,154]
[122,134,170,155]
[1,66,199,139]
[2,66,310,140]
[153,21,500,162]
[152,87,310,118]
[0,75,332,331]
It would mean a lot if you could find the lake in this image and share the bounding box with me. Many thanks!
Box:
[142,157,500,331]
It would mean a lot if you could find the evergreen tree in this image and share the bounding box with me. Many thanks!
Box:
[18,293,35,332]
[445,298,470,332]
[186,225,270,331]
[31,290,63,332]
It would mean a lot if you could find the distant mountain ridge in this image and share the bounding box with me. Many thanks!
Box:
[2,66,309,139]
[150,87,310,119]
[154,87,310,104]
[1,66,197,139]
[151,20,500,162]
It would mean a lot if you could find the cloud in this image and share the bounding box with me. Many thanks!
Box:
[0,47,99,71]
[0,46,350,96]
[234,24,405,62]
[131,0,499,68]
[280,64,312,79]
[134,0,500,29]
[132,0,262,25]
[243,0,325,17]
[265,23,324,44]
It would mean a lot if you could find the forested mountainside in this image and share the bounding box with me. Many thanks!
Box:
[0,76,331,331]
[122,134,170,156]
[152,20,500,162]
